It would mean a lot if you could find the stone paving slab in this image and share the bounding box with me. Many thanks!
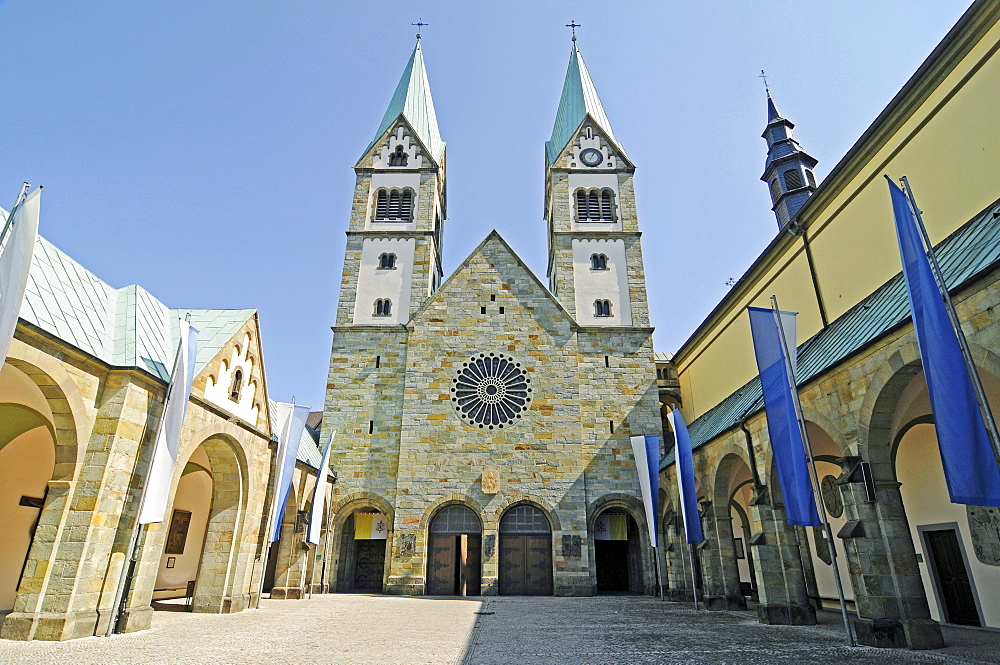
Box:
[3,595,1000,665]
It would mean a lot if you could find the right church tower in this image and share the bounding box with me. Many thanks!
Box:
[544,41,651,328]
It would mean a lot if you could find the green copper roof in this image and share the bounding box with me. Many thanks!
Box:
[546,44,619,164]
[19,235,254,381]
[662,197,1000,470]
[364,40,444,163]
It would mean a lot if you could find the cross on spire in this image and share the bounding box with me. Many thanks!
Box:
[759,69,770,94]
[412,18,428,40]
[566,20,581,42]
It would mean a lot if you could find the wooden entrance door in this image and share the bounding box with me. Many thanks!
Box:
[427,533,483,595]
[925,529,980,626]
[499,534,553,595]
[353,539,386,590]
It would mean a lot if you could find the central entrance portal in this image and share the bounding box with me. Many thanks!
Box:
[498,505,553,596]
[594,511,642,593]
[337,510,388,592]
[426,505,482,595]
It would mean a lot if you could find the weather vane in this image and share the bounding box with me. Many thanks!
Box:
[413,18,428,40]
[566,20,581,42]
[759,69,770,94]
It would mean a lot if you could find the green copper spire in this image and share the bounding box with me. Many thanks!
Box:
[546,43,619,164]
[364,40,444,163]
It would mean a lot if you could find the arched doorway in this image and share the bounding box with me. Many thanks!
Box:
[426,505,482,596]
[498,504,552,596]
[338,510,388,591]
[0,363,58,613]
[593,510,642,593]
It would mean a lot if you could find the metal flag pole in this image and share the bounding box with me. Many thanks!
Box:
[689,544,700,610]
[255,397,296,608]
[105,325,186,636]
[900,176,1000,466]
[771,296,855,647]
[652,545,664,601]
[0,183,30,246]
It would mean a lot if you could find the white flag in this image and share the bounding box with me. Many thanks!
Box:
[269,401,311,542]
[0,187,40,367]
[138,319,199,524]
[306,429,335,545]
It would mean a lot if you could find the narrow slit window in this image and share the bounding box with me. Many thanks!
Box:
[499,306,505,314]
[229,368,243,401]
[605,355,609,368]
[369,420,374,434]
[481,306,487,315]
[375,355,381,368]
[609,421,615,434]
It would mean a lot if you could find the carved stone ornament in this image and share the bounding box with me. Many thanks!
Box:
[821,475,844,518]
[399,533,416,556]
[967,505,1000,566]
[483,534,496,558]
[562,534,582,558]
[482,468,500,494]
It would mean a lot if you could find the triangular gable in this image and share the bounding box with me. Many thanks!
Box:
[355,114,442,170]
[548,114,633,171]
[409,230,577,328]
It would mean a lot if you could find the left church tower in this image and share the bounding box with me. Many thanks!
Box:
[324,39,445,547]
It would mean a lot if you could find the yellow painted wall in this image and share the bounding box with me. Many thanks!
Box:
[675,14,1000,421]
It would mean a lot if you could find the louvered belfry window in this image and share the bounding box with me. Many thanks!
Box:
[374,188,413,221]
[783,169,803,190]
[576,189,615,222]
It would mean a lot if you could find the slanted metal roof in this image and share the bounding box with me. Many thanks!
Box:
[546,44,621,165]
[19,235,254,380]
[664,198,1000,469]
[363,40,444,163]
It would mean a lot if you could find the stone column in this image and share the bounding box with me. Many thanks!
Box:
[664,516,693,601]
[699,501,746,610]
[749,488,816,625]
[836,458,942,649]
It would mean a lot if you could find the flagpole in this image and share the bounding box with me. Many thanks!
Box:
[771,296,855,647]
[689,544,700,610]
[652,546,664,600]
[0,183,30,246]
[255,397,296,608]
[899,176,1000,466]
[105,325,186,636]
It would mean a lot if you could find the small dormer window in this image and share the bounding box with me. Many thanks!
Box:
[374,299,392,317]
[388,145,408,167]
[783,169,803,190]
[590,253,608,270]
[594,300,612,317]
[229,368,243,401]
[378,253,396,269]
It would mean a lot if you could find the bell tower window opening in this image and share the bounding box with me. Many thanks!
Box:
[590,253,608,271]
[576,189,615,222]
[594,300,612,317]
[388,145,408,166]
[373,188,414,222]
[374,299,392,317]
[805,169,817,188]
[769,178,781,203]
[229,368,243,402]
[378,253,397,269]
[783,169,803,190]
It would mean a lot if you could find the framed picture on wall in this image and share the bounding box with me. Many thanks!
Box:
[733,537,745,560]
[165,509,192,555]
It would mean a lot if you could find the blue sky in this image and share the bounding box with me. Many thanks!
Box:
[0,1,972,409]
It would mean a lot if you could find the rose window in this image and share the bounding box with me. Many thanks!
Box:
[451,352,531,429]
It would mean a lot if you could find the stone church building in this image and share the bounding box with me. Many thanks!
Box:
[322,39,664,597]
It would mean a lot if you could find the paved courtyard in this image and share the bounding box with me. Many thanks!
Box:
[2,595,1000,664]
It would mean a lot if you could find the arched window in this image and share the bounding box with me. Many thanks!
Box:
[388,145,408,166]
[576,189,615,222]
[374,299,392,317]
[590,253,608,270]
[378,252,396,269]
[805,169,817,188]
[500,505,551,534]
[769,178,782,202]
[783,169,803,190]
[374,188,414,222]
[594,300,612,317]
[229,368,243,401]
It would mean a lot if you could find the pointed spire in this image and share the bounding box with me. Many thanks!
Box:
[760,88,819,228]
[546,43,619,164]
[766,91,781,123]
[363,39,444,162]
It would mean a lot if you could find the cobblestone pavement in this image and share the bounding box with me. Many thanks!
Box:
[2,595,1000,665]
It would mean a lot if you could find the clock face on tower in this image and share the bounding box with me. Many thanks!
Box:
[580,148,602,167]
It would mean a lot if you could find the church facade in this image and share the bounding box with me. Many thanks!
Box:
[322,40,664,596]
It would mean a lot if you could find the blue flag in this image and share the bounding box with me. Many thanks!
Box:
[668,410,704,544]
[270,402,311,542]
[888,179,1000,506]
[748,306,821,526]
[630,435,661,547]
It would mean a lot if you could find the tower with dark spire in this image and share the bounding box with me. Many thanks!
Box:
[760,88,818,228]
